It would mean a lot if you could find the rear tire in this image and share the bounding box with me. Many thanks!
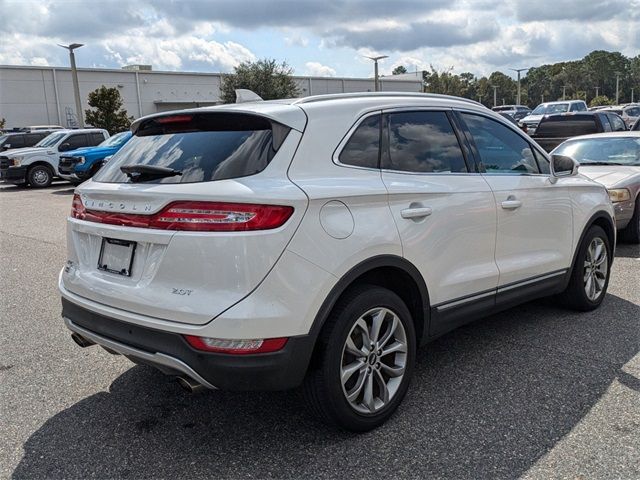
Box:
[303,285,416,432]
[558,225,611,311]
[27,165,53,188]
[619,196,640,244]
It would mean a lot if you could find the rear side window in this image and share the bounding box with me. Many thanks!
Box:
[535,117,598,137]
[607,114,627,131]
[95,113,289,184]
[90,133,106,145]
[7,135,25,148]
[385,111,467,173]
[339,115,380,169]
[461,113,540,174]
[599,114,612,132]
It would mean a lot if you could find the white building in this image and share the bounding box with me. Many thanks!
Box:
[0,65,423,129]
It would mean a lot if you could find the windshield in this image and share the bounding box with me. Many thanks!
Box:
[532,103,570,115]
[35,132,66,147]
[98,131,130,147]
[0,135,7,145]
[554,137,640,166]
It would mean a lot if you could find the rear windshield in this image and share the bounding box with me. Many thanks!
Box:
[535,116,597,137]
[94,113,290,184]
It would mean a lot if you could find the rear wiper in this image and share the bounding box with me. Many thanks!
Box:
[120,165,182,182]
[580,161,626,166]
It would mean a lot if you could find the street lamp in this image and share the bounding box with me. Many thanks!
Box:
[614,72,621,104]
[58,43,84,127]
[492,85,498,107]
[364,55,389,92]
[509,67,529,105]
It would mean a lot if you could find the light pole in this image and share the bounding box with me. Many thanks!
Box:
[492,85,498,107]
[58,43,84,127]
[632,88,635,103]
[364,55,388,92]
[509,67,529,105]
[594,86,599,98]
[615,72,621,104]
[562,85,568,100]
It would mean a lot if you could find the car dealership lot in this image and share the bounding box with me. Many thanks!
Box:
[1,184,638,479]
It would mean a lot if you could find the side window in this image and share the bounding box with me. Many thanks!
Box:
[65,134,89,149]
[338,115,380,169]
[385,111,467,173]
[608,114,626,131]
[532,149,550,174]
[91,133,105,145]
[570,104,579,112]
[9,136,25,148]
[461,113,540,174]
[599,114,612,132]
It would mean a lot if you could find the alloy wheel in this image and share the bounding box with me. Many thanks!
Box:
[340,307,407,414]
[583,237,608,301]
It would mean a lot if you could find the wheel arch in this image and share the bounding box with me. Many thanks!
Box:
[26,160,56,173]
[307,255,431,362]
[568,210,616,283]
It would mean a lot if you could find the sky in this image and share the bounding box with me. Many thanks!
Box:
[1,0,638,79]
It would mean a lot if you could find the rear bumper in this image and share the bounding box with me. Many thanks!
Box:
[0,166,27,183]
[61,297,315,391]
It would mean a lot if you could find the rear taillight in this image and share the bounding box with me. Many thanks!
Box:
[70,196,293,231]
[184,335,288,354]
[71,194,86,219]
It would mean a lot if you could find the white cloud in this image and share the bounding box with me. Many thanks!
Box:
[305,62,337,77]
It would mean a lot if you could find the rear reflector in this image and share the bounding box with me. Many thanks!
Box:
[71,195,293,231]
[184,335,288,354]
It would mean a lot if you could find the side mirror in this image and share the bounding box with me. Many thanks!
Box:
[59,142,71,152]
[550,153,579,179]
[4,144,10,149]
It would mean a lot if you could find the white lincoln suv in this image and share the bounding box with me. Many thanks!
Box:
[60,93,615,431]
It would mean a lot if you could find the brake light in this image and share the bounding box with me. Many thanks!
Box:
[156,115,193,124]
[71,194,86,219]
[70,197,293,231]
[184,335,288,354]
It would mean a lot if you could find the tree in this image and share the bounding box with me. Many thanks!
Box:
[392,65,408,75]
[84,86,132,134]
[0,118,5,131]
[220,59,299,103]
[589,95,614,107]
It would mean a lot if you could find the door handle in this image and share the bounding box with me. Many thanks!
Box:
[501,199,522,210]
[401,207,433,219]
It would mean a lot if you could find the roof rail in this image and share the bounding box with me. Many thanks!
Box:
[293,91,485,107]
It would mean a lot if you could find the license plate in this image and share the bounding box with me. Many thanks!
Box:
[98,238,136,276]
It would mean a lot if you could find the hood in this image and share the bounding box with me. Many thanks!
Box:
[63,145,119,158]
[0,146,49,157]
[522,114,543,123]
[579,165,640,187]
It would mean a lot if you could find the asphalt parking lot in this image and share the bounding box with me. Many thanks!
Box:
[1,183,638,479]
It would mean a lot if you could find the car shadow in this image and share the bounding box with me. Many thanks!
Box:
[49,187,75,196]
[12,294,639,479]
[615,242,640,259]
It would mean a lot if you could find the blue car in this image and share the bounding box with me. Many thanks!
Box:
[58,131,132,183]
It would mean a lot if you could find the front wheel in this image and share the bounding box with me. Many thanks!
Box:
[558,225,612,311]
[27,165,53,188]
[303,285,416,431]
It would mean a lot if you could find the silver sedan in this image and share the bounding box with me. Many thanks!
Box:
[552,132,640,243]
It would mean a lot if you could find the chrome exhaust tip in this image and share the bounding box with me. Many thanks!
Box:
[71,332,96,348]
[177,376,204,393]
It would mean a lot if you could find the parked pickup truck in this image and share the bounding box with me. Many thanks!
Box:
[0,128,109,187]
[531,112,627,152]
[58,131,132,184]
